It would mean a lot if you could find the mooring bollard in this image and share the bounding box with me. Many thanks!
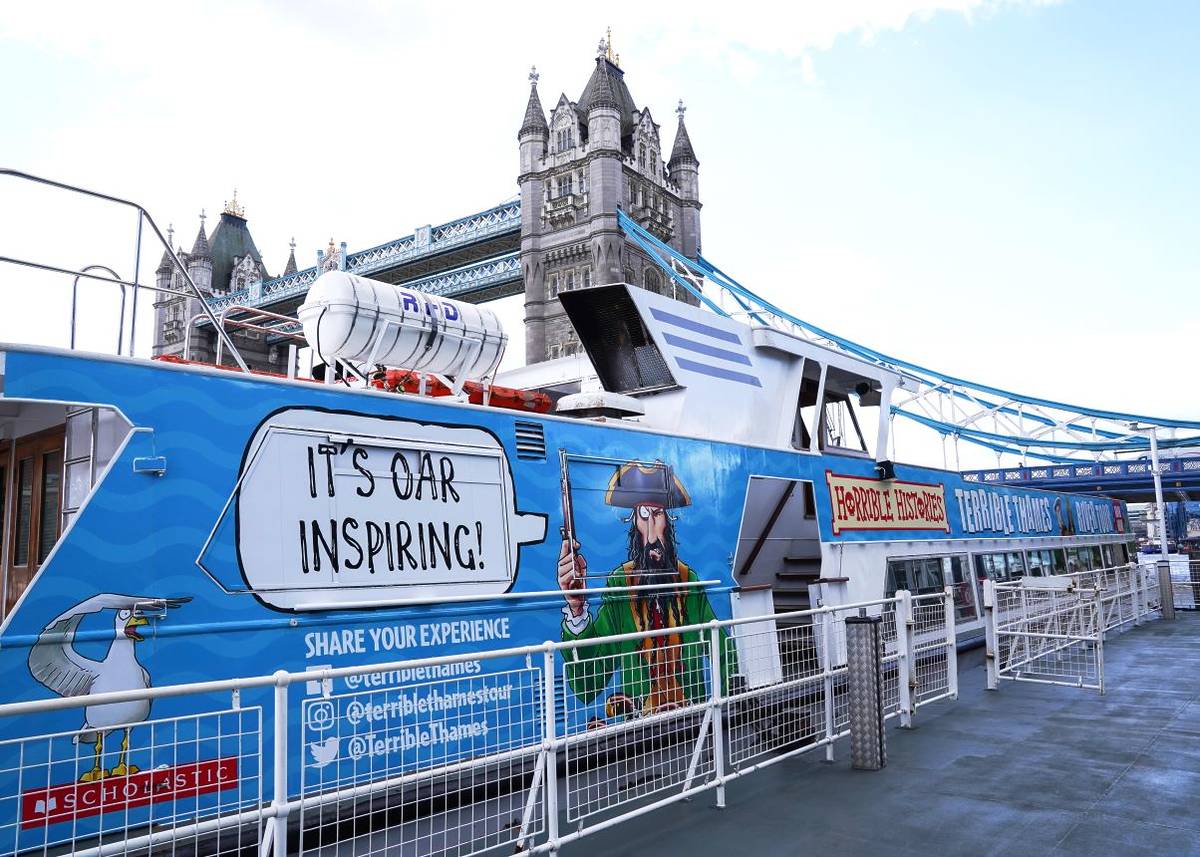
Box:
[845,614,886,771]
[1158,560,1176,621]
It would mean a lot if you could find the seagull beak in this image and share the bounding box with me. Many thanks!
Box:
[124,614,148,641]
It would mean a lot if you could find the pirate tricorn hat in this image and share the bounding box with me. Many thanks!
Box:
[604,461,691,509]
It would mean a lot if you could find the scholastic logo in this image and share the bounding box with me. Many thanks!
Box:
[20,758,238,829]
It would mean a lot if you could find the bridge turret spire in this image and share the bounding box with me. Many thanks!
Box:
[283,237,298,276]
[156,223,176,273]
[190,211,210,258]
[518,66,549,140]
[669,100,698,169]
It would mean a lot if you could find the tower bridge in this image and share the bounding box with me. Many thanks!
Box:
[144,33,1200,499]
[206,200,523,315]
[158,31,702,368]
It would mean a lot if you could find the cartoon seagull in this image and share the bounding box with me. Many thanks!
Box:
[27,593,190,782]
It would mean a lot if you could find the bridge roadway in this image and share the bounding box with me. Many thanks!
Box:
[573,616,1200,857]
[963,457,1200,504]
[207,199,523,316]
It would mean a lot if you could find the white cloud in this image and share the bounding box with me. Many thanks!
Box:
[799,53,819,86]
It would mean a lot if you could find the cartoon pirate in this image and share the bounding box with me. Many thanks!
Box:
[557,461,734,718]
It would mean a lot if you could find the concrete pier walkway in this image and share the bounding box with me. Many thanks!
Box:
[574,615,1200,857]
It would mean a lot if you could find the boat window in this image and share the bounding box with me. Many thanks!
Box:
[821,393,868,454]
[792,363,880,456]
[974,553,1002,584]
[969,549,998,583]
[1049,549,1067,575]
[1067,546,1104,573]
[1006,551,1026,578]
[974,551,1025,584]
[13,457,33,567]
[792,361,823,451]
[37,449,63,564]
[1026,550,1049,576]
[822,366,879,457]
[944,556,977,622]
[889,554,975,620]
[886,556,946,596]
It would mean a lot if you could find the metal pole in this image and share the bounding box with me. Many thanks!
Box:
[1150,429,1170,558]
[1132,562,1144,626]
[983,580,998,691]
[270,672,289,856]
[542,645,560,854]
[943,586,958,700]
[1094,588,1106,695]
[820,608,836,763]
[129,211,143,357]
[709,622,727,809]
[895,590,913,728]
[1149,429,1176,620]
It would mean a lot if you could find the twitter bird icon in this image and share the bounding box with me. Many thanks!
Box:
[309,736,339,769]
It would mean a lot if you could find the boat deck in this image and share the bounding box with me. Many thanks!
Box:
[573,614,1200,857]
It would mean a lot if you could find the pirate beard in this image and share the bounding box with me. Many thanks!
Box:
[628,525,683,628]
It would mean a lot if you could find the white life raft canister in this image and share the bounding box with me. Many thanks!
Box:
[298,270,507,379]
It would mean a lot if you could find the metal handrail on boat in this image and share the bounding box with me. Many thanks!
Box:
[182,304,306,376]
[70,264,125,353]
[0,168,250,372]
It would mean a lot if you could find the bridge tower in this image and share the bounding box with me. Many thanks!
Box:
[518,34,703,364]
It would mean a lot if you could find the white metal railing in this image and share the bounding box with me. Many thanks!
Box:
[0,169,251,371]
[0,590,956,856]
[984,563,1161,694]
[1146,558,1200,611]
[1170,561,1200,610]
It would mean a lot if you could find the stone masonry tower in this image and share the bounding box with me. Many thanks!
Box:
[152,192,285,367]
[518,34,702,364]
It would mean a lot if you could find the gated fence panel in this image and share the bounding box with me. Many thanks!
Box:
[985,564,1164,695]
[991,581,1104,691]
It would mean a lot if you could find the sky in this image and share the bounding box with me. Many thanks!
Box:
[0,0,1196,469]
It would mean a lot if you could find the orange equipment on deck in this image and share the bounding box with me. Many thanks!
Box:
[151,356,553,414]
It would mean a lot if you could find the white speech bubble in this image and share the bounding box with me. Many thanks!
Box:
[233,408,546,611]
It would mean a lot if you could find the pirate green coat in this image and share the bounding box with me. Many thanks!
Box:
[560,560,736,707]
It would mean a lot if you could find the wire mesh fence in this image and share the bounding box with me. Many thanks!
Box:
[985,563,1163,694]
[0,705,262,857]
[724,621,824,767]
[297,663,545,857]
[1141,559,1200,611]
[561,635,715,822]
[991,584,1104,690]
[0,590,958,856]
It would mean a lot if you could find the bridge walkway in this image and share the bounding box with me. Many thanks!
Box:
[574,615,1200,857]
